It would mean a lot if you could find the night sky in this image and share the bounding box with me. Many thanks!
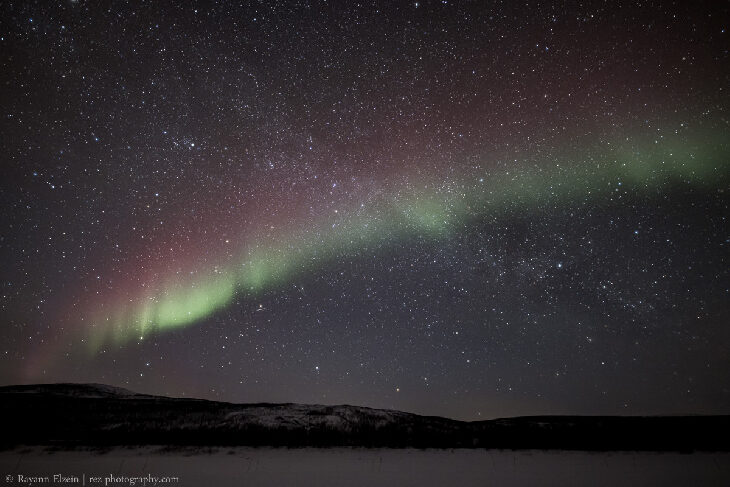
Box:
[1,1,729,421]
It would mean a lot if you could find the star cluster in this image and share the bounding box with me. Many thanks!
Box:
[1,1,728,420]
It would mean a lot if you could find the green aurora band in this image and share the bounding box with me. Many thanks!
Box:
[83,127,729,351]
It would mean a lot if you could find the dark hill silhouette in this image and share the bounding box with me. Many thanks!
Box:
[1,383,728,451]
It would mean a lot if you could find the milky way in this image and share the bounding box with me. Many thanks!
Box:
[1,1,728,420]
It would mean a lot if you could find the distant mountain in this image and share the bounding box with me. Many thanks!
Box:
[0,383,728,451]
[1,383,139,398]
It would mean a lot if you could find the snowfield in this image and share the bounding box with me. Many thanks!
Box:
[1,447,729,487]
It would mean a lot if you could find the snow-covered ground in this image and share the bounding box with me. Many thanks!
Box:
[2,447,729,486]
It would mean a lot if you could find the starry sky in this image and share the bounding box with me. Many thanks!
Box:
[1,1,729,421]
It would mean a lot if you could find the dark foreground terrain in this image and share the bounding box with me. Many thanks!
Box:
[1,383,727,450]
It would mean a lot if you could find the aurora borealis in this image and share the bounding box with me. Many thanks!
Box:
[1,1,729,420]
[82,127,728,348]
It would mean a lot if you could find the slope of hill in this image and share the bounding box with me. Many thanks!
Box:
[0,383,727,451]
